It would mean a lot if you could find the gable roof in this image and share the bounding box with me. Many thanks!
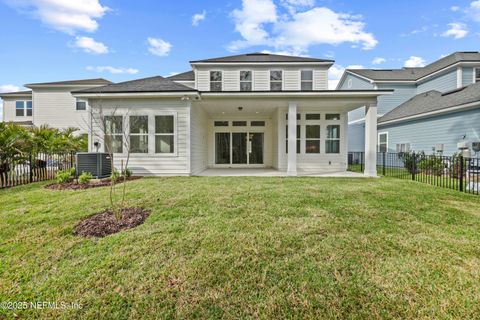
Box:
[26,78,112,87]
[190,52,334,64]
[167,71,195,81]
[72,76,196,94]
[348,52,480,82]
[379,81,480,124]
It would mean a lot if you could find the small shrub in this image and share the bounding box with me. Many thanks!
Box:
[78,171,93,184]
[56,170,73,184]
[69,167,76,177]
[401,151,423,175]
[111,169,120,181]
[419,155,445,176]
[123,168,132,178]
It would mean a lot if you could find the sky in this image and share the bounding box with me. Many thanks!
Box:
[1,0,480,119]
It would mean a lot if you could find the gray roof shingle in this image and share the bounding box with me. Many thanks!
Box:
[191,52,334,63]
[26,78,112,87]
[167,71,195,81]
[349,52,480,81]
[73,76,196,94]
[0,90,32,97]
[379,81,480,124]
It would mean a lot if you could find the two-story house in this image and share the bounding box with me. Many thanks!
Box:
[70,53,390,176]
[1,78,112,133]
[337,51,480,156]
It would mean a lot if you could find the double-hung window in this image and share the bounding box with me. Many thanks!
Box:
[270,70,282,91]
[104,116,123,153]
[130,116,149,153]
[240,71,252,91]
[15,100,32,117]
[155,115,175,154]
[305,125,321,153]
[76,99,87,111]
[378,133,388,153]
[325,125,340,154]
[301,70,313,91]
[210,71,222,91]
[476,68,480,83]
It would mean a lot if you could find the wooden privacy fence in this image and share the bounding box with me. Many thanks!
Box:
[0,152,76,189]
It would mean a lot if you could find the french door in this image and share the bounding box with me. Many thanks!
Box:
[215,132,264,166]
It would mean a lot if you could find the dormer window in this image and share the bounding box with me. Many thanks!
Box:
[476,68,480,83]
[240,71,252,91]
[270,70,282,91]
[301,70,313,91]
[210,71,222,91]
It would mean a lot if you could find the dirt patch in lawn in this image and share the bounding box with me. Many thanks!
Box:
[74,207,151,237]
[45,176,142,190]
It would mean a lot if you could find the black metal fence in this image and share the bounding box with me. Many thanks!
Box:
[348,152,480,196]
[0,152,76,189]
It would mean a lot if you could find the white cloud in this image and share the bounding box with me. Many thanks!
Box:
[192,10,206,26]
[147,37,172,56]
[74,36,108,54]
[0,84,21,121]
[86,66,139,75]
[328,64,363,89]
[229,1,377,54]
[6,0,109,34]
[404,56,426,68]
[442,22,468,39]
[372,57,386,65]
[451,6,460,11]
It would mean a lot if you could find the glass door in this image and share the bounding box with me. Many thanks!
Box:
[215,133,230,164]
[249,133,264,164]
[232,133,248,164]
[215,131,264,166]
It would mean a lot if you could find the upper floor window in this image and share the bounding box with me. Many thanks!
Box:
[76,99,87,111]
[270,70,282,91]
[104,116,123,153]
[476,68,480,83]
[301,70,313,91]
[210,71,222,91]
[15,100,32,117]
[240,71,252,91]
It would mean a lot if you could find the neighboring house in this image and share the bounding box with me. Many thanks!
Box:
[337,51,480,155]
[71,53,390,176]
[1,78,111,133]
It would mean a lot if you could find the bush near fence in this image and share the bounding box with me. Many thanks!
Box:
[348,152,479,196]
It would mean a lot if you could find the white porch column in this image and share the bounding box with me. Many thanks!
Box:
[364,103,378,177]
[287,101,297,176]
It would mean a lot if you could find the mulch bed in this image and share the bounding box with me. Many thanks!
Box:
[45,176,142,190]
[74,207,151,237]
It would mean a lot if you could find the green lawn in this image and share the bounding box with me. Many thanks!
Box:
[1,177,480,319]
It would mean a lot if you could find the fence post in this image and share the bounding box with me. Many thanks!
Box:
[382,152,386,176]
[459,155,464,192]
[29,152,33,183]
[412,152,416,181]
[360,153,363,172]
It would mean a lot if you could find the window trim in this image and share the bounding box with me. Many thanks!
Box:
[154,113,177,156]
[210,70,223,92]
[378,132,388,153]
[305,124,321,154]
[270,69,283,91]
[300,70,314,91]
[15,100,33,117]
[104,115,124,154]
[474,67,480,83]
[76,98,88,111]
[240,70,253,92]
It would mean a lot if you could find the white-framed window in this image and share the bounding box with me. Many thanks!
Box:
[210,71,222,91]
[475,68,480,83]
[396,143,410,153]
[129,116,149,154]
[270,70,283,91]
[305,125,320,153]
[326,113,341,120]
[286,124,301,154]
[155,115,175,154]
[15,100,32,117]
[104,115,123,154]
[301,70,313,91]
[378,132,388,153]
[76,98,87,111]
[325,125,340,154]
[240,71,252,91]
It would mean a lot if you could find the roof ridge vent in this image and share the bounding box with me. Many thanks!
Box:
[246,53,269,56]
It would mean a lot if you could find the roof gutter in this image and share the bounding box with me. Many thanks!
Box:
[71,91,200,98]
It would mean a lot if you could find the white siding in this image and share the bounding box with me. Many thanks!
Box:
[313,69,328,90]
[196,70,210,91]
[284,69,300,90]
[2,98,27,122]
[190,104,208,174]
[89,98,190,176]
[224,70,239,91]
[254,69,270,91]
[33,87,89,133]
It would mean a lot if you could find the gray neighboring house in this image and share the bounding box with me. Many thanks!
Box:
[337,51,480,156]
